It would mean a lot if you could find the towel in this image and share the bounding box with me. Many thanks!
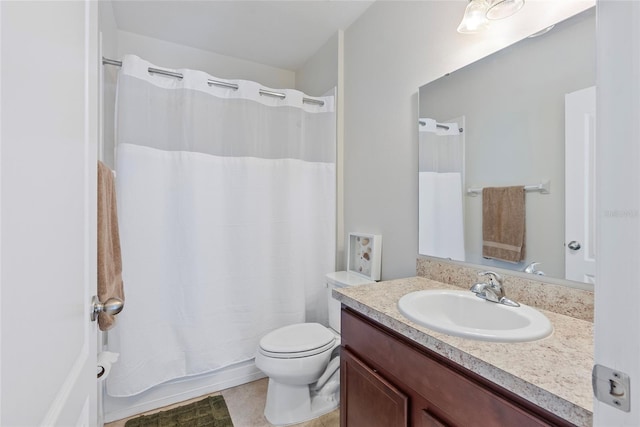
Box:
[97,161,124,331]
[482,186,526,263]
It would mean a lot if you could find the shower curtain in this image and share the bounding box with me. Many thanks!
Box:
[418,117,465,260]
[107,55,336,397]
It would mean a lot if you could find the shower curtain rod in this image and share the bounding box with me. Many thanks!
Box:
[418,119,451,130]
[102,57,325,106]
[418,119,464,133]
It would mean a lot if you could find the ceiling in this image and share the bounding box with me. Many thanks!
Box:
[110,0,375,71]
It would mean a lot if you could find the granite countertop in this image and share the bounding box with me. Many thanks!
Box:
[334,276,593,427]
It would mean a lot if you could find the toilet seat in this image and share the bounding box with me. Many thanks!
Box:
[258,323,336,359]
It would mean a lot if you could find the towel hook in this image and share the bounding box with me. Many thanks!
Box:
[90,296,124,321]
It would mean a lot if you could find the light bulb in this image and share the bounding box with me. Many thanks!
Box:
[486,0,525,20]
[457,0,490,34]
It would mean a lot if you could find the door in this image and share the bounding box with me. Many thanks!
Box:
[1,1,98,426]
[594,1,640,424]
[565,86,596,284]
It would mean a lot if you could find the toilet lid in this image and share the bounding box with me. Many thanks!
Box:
[259,323,336,357]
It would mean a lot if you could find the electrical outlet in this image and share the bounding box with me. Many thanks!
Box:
[593,364,630,412]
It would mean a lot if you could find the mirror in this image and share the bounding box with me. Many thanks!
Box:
[418,8,595,285]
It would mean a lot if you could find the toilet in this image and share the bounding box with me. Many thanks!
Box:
[255,271,375,426]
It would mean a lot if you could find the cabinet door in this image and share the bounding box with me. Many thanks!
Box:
[418,408,451,427]
[341,348,409,427]
[412,394,453,427]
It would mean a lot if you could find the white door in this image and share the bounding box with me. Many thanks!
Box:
[1,1,98,426]
[594,1,640,424]
[565,86,596,285]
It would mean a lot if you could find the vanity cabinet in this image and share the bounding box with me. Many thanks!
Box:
[340,308,575,427]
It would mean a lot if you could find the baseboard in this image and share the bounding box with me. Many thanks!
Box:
[103,360,265,423]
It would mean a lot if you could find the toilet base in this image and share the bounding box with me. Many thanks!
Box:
[263,375,340,426]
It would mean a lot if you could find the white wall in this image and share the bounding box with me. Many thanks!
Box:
[99,1,117,58]
[99,0,118,169]
[343,1,593,280]
[296,32,339,97]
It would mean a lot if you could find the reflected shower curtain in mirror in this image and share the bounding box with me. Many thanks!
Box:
[418,117,465,260]
[107,55,336,397]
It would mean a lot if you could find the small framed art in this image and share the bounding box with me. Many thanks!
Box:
[347,233,382,281]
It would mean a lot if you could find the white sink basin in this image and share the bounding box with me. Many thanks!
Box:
[398,289,553,342]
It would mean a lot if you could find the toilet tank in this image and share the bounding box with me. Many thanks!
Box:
[326,271,375,333]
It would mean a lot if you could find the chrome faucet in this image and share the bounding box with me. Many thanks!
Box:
[523,262,545,276]
[470,271,520,307]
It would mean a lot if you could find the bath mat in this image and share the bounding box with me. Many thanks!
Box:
[124,395,234,427]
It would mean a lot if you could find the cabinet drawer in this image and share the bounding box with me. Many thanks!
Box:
[341,308,573,427]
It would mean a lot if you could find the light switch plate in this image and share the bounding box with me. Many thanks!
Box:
[593,364,631,412]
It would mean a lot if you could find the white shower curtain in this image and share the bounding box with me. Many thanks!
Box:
[418,117,465,260]
[107,55,336,397]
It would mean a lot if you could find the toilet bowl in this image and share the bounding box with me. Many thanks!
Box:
[255,323,341,425]
[255,272,374,426]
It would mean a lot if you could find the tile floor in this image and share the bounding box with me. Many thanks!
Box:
[105,378,339,427]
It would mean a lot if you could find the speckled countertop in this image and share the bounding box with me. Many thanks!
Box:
[334,276,593,427]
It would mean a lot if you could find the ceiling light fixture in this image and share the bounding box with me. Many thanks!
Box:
[486,0,525,20]
[457,0,490,34]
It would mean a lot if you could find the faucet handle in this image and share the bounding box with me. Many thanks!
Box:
[524,262,545,275]
[478,271,505,300]
[470,283,486,294]
[478,271,503,286]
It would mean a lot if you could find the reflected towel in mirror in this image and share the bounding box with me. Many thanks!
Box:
[482,186,526,263]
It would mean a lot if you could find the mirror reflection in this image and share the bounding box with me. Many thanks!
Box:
[418,8,595,284]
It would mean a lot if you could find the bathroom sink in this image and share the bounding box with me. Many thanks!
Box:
[398,289,553,343]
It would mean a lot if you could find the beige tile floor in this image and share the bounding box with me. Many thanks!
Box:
[105,378,339,427]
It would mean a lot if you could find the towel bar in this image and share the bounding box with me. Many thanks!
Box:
[467,180,550,197]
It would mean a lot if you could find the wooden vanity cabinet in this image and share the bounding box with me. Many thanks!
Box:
[340,308,575,427]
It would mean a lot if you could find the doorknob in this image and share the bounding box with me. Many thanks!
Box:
[568,240,582,251]
[90,296,124,321]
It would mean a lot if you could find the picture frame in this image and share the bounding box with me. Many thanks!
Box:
[347,232,382,281]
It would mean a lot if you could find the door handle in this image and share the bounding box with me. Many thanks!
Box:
[568,240,582,251]
[90,296,124,321]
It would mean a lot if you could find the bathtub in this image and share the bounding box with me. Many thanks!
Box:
[102,359,264,422]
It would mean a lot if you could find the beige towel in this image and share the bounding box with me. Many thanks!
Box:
[482,186,526,263]
[97,161,124,331]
